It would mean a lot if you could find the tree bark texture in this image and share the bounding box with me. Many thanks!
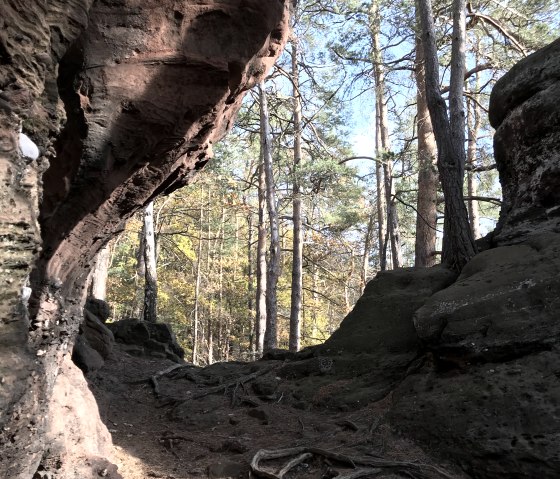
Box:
[414,25,439,267]
[417,0,476,270]
[246,211,255,353]
[143,201,158,323]
[375,147,387,270]
[259,81,280,351]
[289,37,303,353]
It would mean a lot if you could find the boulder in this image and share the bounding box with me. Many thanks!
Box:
[109,319,150,345]
[144,322,185,359]
[72,307,115,373]
[393,232,560,477]
[108,319,185,363]
[84,298,111,323]
[489,38,560,244]
[321,266,457,357]
[72,336,105,374]
[81,310,115,359]
[284,267,456,407]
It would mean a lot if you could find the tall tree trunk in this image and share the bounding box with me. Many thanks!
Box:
[418,0,476,270]
[289,37,303,353]
[414,23,439,267]
[375,129,387,270]
[205,185,215,365]
[255,161,268,354]
[216,205,225,363]
[344,248,355,313]
[143,201,158,323]
[258,81,280,351]
[311,265,319,341]
[370,1,402,269]
[246,210,255,354]
[192,195,204,365]
[467,93,482,240]
[361,210,375,290]
[132,223,146,318]
[383,159,403,268]
[207,313,213,365]
[89,243,111,300]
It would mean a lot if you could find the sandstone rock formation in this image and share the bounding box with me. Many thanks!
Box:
[0,1,289,477]
[314,266,456,404]
[387,41,560,478]
[42,355,122,479]
[391,233,560,476]
[1,0,559,477]
[489,37,560,245]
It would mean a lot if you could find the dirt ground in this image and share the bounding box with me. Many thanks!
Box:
[89,345,464,479]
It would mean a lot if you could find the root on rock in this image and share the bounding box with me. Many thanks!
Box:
[250,446,456,479]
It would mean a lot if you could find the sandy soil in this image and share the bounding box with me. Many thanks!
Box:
[89,345,464,479]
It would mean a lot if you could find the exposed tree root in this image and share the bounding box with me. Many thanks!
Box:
[251,446,456,479]
[149,364,186,397]
[162,363,282,408]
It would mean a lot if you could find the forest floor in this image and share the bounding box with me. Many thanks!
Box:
[89,344,463,479]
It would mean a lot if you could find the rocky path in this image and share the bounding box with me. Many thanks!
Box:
[89,345,463,479]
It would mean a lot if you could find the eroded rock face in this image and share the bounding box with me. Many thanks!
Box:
[0,1,289,476]
[43,355,122,479]
[108,318,185,363]
[390,349,560,478]
[489,38,560,244]
[1,3,96,476]
[312,267,457,404]
[38,0,289,297]
[323,266,457,357]
[272,267,457,410]
[391,233,560,477]
[414,233,560,361]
